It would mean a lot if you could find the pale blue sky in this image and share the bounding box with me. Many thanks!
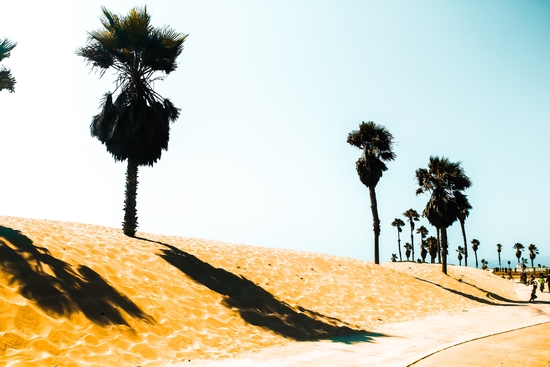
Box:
[1,1,549,267]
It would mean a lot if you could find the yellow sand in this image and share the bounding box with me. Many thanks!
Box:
[0,216,522,366]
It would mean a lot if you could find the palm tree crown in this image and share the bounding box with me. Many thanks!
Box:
[416,156,472,274]
[471,238,480,268]
[77,6,187,237]
[513,243,524,264]
[528,244,539,268]
[0,38,17,93]
[347,121,396,264]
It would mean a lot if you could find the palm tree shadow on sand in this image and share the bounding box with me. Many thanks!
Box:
[147,238,385,344]
[0,226,155,327]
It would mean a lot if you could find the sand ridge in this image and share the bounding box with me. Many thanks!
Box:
[0,216,536,366]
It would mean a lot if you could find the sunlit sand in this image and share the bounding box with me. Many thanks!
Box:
[1,216,549,366]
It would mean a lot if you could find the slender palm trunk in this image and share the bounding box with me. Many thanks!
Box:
[437,228,441,264]
[409,225,415,262]
[397,231,402,261]
[441,227,448,275]
[498,252,501,267]
[369,186,380,264]
[459,218,468,267]
[123,158,139,237]
[474,251,478,268]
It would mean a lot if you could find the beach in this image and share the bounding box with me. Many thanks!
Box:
[1,216,549,366]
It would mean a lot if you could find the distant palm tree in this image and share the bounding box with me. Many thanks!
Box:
[528,244,539,269]
[347,122,396,264]
[456,246,464,266]
[481,259,488,270]
[426,236,438,264]
[496,243,502,267]
[391,254,398,262]
[77,6,187,237]
[0,38,17,93]
[420,241,428,263]
[404,243,412,261]
[416,156,472,274]
[471,239,480,268]
[455,192,472,267]
[403,209,420,262]
[416,225,428,261]
[391,218,405,261]
[513,243,524,265]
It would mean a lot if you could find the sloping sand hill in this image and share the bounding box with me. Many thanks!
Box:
[0,216,534,366]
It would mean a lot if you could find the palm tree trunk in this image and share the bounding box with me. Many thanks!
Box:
[410,226,415,262]
[437,228,441,264]
[498,252,501,267]
[397,231,402,261]
[460,219,468,267]
[123,158,139,237]
[475,251,478,268]
[441,227,448,275]
[369,186,380,264]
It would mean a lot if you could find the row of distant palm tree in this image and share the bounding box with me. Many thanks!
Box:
[347,121,472,275]
[509,243,540,268]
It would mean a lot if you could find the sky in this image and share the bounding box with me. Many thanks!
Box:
[1,0,549,268]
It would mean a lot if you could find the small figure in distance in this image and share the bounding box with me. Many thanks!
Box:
[529,283,537,302]
[539,274,546,293]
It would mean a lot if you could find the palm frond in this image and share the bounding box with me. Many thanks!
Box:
[0,38,17,63]
[0,69,16,93]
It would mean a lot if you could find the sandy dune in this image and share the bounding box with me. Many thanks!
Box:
[0,216,548,366]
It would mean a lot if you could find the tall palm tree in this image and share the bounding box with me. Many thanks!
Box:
[528,244,539,269]
[426,236,438,264]
[471,239,480,268]
[455,192,472,267]
[0,38,17,93]
[456,246,464,266]
[403,209,420,262]
[416,156,472,274]
[77,6,187,237]
[496,243,502,267]
[513,243,524,265]
[347,121,396,264]
[391,218,405,261]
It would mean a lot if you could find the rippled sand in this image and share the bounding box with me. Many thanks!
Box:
[0,216,521,366]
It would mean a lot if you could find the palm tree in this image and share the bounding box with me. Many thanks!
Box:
[403,209,420,261]
[391,254,398,262]
[496,243,502,267]
[416,225,428,260]
[391,218,405,261]
[481,259,488,270]
[404,243,412,261]
[416,156,472,274]
[77,7,187,237]
[420,242,428,263]
[455,192,472,267]
[471,239,480,268]
[513,243,524,265]
[528,244,539,269]
[347,122,396,264]
[0,38,17,93]
[426,236,438,264]
[456,246,464,266]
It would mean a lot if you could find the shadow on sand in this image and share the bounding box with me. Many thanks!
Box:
[145,237,383,343]
[0,226,155,327]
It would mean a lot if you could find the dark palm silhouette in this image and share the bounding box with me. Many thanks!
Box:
[404,242,412,261]
[528,244,539,269]
[513,243,524,266]
[155,241,379,342]
[416,225,428,262]
[347,121,396,264]
[391,253,398,262]
[471,239,480,268]
[0,38,17,93]
[77,7,187,237]
[403,209,420,262]
[456,246,464,266]
[0,226,154,326]
[391,218,405,261]
[480,259,488,270]
[416,156,472,274]
[496,243,502,267]
[426,236,438,263]
[455,192,472,267]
